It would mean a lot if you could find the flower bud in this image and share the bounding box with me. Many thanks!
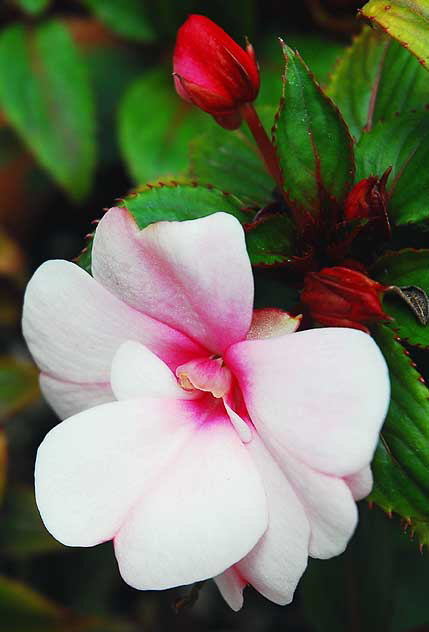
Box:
[301,266,391,333]
[173,15,260,130]
[344,169,391,239]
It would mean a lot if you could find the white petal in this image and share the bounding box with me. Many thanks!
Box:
[111,341,194,400]
[236,437,310,605]
[345,466,373,501]
[40,373,113,419]
[114,417,268,589]
[35,399,194,547]
[92,208,254,354]
[226,327,390,477]
[214,568,245,612]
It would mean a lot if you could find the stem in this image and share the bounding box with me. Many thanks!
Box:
[241,103,284,194]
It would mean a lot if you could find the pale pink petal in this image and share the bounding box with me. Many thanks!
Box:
[114,415,267,590]
[247,309,301,340]
[345,466,373,501]
[280,451,358,559]
[214,568,245,612]
[235,436,310,605]
[35,399,195,547]
[91,208,254,354]
[223,399,252,443]
[111,341,195,400]
[40,373,113,420]
[226,327,390,477]
[23,260,204,415]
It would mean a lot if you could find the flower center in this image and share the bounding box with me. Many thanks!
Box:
[176,356,232,398]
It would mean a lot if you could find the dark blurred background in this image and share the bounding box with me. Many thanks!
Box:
[1,1,428,631]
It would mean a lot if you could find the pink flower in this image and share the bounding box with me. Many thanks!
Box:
[22,209,389,609]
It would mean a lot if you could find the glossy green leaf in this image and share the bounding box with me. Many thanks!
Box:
[13,0,50,15]
[258,34,345,106]
[245,214,296,266]
[362,0,429,70]
[81,0,156,42]
[355,112,429,226]
[370,325,429,546]
[0,486,63,557]
[0,22,96,201]
[327,26,429,140]
[189,127,273,206]
[0,358,39,422]
[273,41,355,218]
[373,249,429,347]
[118,69,207,184]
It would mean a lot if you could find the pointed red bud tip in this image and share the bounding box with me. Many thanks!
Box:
[301,266,391,333]
[173,14,260,130]
[344,169,391,237]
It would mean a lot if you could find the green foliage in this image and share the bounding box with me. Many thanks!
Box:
[362,0,429,70]
[0,576,65,632]
[327,27,429,140]
[273,41,355,218]
[245,214,295,266]
[373,249,429,347]
[13,0,50,15]
[0,21,96,201]
[118,69,208,184]
[0,487,63,557]
[189,126,273,206]
[81,0,156,43]
[0,358,39,422]
[355,112,429,227]
[370,325,429,547]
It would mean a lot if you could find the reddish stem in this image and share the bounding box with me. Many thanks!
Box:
[241,103,284,194]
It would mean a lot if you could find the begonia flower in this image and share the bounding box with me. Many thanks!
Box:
[22,209,390,609]
[173,15,259,129]
[302,266,391,333]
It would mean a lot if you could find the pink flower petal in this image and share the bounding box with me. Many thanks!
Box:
[280,451,358,559]
[111,341,196,400]
[114,415,267,590]
[23,260,203,416]
[214,568,246,612]
[345,466,373,501]
[235,436,310,605]
[35,399,196,547]
[91,208,254,354]
[226,327,390,477]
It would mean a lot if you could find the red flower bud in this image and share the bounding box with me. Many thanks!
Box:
[301,266,391,333]
[344,168,391,238]
[173,15,260,130]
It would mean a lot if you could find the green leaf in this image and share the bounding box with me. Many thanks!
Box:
[245,214,296,266]
[0,21,96,201]
[189,126,273,207]
[0,486,63,557]
[79,182,294,270]
[257,34,345,106]
[327,26,429,140]
[355,112,429,226]
[361,0,429,70]
[370,325,429,546]
[13,0,50,15]
[372,249,429,347]
[81,0,156,43]
[118,69,207,184]
[273,41,355,218]
[0,358,39,422]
